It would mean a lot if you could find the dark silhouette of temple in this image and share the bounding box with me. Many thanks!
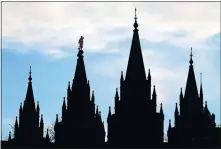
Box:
[107,9,164,147]
[167,48,219,148]
[53,47,105,147]
[5,66,51,147]
[2,9,220,148]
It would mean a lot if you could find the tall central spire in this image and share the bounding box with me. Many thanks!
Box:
[125,8,146,81]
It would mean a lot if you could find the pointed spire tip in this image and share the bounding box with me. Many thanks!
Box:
[133,8,138,29]
[28,65,32,82]
[189,47,193,65]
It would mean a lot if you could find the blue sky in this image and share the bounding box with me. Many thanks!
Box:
[1,2,220,140]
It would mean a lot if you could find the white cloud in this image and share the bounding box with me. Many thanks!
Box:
[44,49,72,59]
[2,2,220,56]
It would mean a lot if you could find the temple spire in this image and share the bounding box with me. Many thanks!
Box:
[115,88,119,99]
[200,73,203,95]
[168,119,172,130]
[148,69,151,80]
[160,103,164,115]
[8,131,12,141]
[184,48,198,100]
[180,88,183,99]
[73,36,87,86]
[125,9,146,81]
[108,106,111,117]
[24,66,35,110]
[153,85,156,96]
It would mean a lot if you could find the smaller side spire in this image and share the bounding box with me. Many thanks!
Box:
[174,103,179,126]
[204,101,208,112]
[36,101,40,110]
[45,128,50,142]
[205,101,208,109]
[148,69,151,80]
[55,114,59,124]
[62,97,66,119]
[200,73,203,95]
[15,116,18,128]
[204,101,211,117]
[152,85,157,112]
[40,114,44,125]
[180,88,183,99]
[108,106,111,117]
[96,105,99,116]
[68,81,71,93]
[40,114,44,138]
[168,119,172,130]
[88,80,90,87]
[152,85,156,97]
[14,116,19,139]
[115,88,119,99]
[92,90,95,102]
[120,71,124,84]
[115,88,119,113]
[160,103,164,115]
[175,103,179,114]
[8,131,12,141]
[20,102,23,111]
[19,102,23,126]
[211,113,215,122]
[62,97,66,108]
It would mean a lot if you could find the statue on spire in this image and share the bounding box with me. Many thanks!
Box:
[78,36,84,51]
[77,36,84,58]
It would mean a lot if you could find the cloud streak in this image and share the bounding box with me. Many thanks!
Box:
[2,2,220,57]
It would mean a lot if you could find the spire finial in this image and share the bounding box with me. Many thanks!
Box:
[133,8,138,29]
[200,72,202,85]
[28,65,32,82]
[189,47,193,65]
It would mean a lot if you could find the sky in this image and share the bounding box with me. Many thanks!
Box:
[1,2,220,141]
